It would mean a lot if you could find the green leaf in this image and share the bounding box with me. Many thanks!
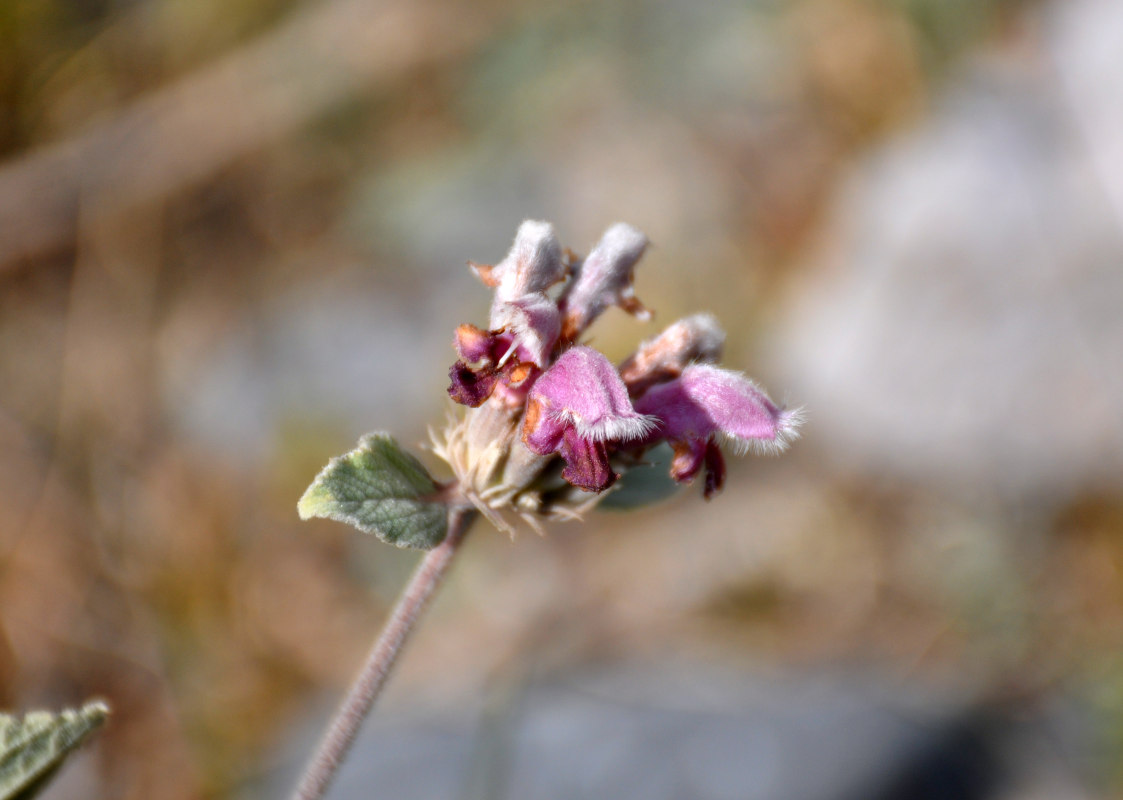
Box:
[298,432,449,549]
[599,443,682,511]
[0,701,109,800]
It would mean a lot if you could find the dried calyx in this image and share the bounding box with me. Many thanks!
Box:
[433,220,802,533]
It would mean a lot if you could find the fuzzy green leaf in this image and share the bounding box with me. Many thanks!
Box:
[298,432,448,549]
[0,701,109,800]
[600,443,682,511]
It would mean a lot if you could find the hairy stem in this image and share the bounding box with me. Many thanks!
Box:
[291,507,477,800]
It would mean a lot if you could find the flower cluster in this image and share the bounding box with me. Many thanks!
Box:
[434,221,801,531]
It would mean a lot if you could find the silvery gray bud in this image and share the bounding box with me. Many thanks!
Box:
[619,313,726,395]
[471,220,566,304]
[560,223,650,339]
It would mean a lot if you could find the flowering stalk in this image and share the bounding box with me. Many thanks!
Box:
[437,219,802,528]
[295,220,802,798]
[290,508,476,800]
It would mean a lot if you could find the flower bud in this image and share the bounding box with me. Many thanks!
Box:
[471,220,566,302]
[634,364,802,497]
[619,313,725,395]
[560,223,650,339]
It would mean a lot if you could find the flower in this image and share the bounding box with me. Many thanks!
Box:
[480,221,566,366]
[448,222,566,407]
[436,220,800,530]
[522,346,654,492]
[447,325,530,408]
[634,364,803,498]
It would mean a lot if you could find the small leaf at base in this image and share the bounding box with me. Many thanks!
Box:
[298,432,448,549]
[0,701,109,800]
[599,442,681,511]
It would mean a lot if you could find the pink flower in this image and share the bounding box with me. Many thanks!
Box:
[522,346,654,492]
[449,222,565,407]
[634,365,802,498]
[440,219,801,521]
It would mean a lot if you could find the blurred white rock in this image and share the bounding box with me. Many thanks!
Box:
[770,0,1123,500]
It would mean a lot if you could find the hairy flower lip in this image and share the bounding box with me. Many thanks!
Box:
[521,346,655,493]
[632,364,802,496]
[522,346,655,446]
[635,364,801,454]
[546,407,655,442]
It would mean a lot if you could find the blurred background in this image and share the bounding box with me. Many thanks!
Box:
[2,0,1122,797]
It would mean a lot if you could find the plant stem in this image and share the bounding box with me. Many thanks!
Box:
[291,507,477,800]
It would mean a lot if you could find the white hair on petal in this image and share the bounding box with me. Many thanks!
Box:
[682,313,726,362]
[552,409,659,442]
[723,405,805,456]
[493,220,565,299]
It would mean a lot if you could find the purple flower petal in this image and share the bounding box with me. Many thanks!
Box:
[664,436,727,499]
[448,360,498,407]
[453,324,500,365]
[522,346,655,493]
[560,223,650,339]
[634,365,801,495]
[636,364,800,455]
[558,427,616,492]
[702,440,726,499]
[525,346,654,443]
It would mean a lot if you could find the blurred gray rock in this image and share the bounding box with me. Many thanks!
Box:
[770,0,1123,500]
[263,664,1092,800]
